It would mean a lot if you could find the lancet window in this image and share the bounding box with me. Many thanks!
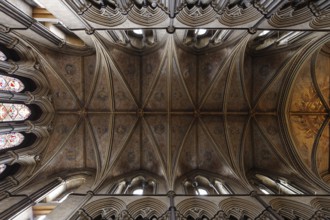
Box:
[128,176,156,195]
[0,75,25,92]
[183,175,232,195]
[0,103,31,122]
[111,176,157,195]
[0,132,25,150]
[0,48,37,152]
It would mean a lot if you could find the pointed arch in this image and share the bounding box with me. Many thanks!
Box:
[107,174,158,195]
[83,198,126,219]
[127,198,168,219]
[270,198,315,220]
[219,197,264,219]
[177,198,218,219]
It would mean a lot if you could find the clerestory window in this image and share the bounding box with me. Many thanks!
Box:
[255,174,304,195]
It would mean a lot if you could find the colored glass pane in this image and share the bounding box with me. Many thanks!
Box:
[0,51,7,61]
[0,103,31,122]
[0,164,6,174]
[0,75,24,92]
[0,133,24,150]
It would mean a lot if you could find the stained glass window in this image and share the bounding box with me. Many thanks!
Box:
[0,51,7,61]
[0,164,6,175]
[0,75,25,92]
[0,103,31,122]
[0,133,24,150]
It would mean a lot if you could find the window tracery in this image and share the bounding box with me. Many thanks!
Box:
[0,132,25,150]
[128,177,155,195]
[254,174,304,195]
[0,103,31,122]
[0,75,25,92]
[183,175,232,195]
[111,176,156,195]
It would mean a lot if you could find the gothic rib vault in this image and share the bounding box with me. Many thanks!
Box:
[0,0,329,219]
[35,29,330,193]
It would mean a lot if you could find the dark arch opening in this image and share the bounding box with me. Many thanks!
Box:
[0,163,20,180]
[0,44,20,62]
[136,215,146,220]
[89,1,115,10]
[228,216,251,220]
[94,214,116,220]
[26,104,43,121]
[199,215,209,220]
[94,215,104,220]
[187,215,195,220]
[150,215,157,220]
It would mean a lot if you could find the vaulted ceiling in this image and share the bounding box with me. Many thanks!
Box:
[33,31,329,193]
[1,0,329,193]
